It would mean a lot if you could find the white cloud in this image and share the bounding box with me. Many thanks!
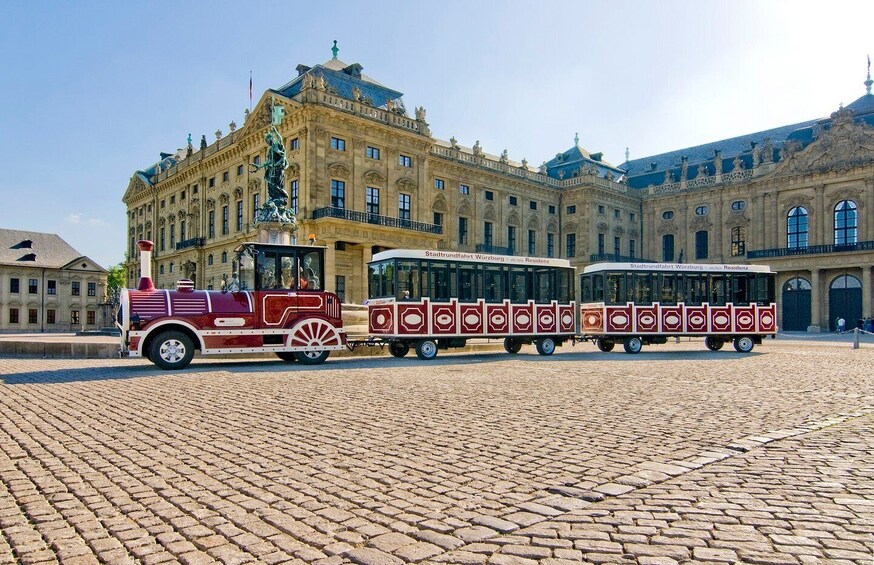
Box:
[66,212,110,228]
[67,212,83,224]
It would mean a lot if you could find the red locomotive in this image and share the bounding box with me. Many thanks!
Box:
[118,240,346,370]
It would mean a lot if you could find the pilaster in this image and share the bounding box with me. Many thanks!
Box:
[809,268,821,332]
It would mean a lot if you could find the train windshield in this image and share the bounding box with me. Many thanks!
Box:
[235,244,325,291]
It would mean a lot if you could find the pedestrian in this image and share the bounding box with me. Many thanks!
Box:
[837,316,846,334]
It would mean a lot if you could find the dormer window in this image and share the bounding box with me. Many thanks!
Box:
[11,239,33,249]
[18,253,36,262]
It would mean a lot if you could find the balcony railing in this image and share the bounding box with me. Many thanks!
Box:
[312,207,442,234]
[176,237,205,250]
[475,244,514,255]
[748,240,874,259]
[589,253,651,262]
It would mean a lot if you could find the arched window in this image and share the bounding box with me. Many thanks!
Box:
[169,262,174,273]
[782,276,811,291]
[730,226,746,257]
[221,251,228,263]
[834,200,857,245]
[787,206,808,248]
[830,274,861,290]
[662,234,674,262]
[207,254,214,266]
[159,264,164,275]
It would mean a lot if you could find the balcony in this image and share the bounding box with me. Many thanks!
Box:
[312,207,442,234]
[176,237,205,250]
[748,240,874,259]
[475,244,514,255]
[590,253,651,262]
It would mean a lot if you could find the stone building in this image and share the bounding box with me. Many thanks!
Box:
[123,45,874,332]
[0,229,107,333]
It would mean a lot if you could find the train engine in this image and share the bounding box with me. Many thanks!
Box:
[118,240,346,370]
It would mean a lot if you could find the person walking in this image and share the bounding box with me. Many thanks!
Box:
[837,316,846,334]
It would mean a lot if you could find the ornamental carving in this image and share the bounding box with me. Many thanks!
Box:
[596,222,609,232]
[507,210,520,226]
[689,215,711,232]
[396,178,417,192]
[233,186,243,199]
[287,162,300,177]
[206,198,215,211]
[527,216,541,230]
[547,218,558,232]
[457,201,473,217]
[776,108,874,176]
[432,195,448,213]
[144,220,152,230]
[628,227,640,238]
[220,193,230,205]
[327,163,351,179]
[159,217,166,227]
[482,204,497,222]
[612,226,625,236]
[656,222,675,236]
[828,187,864,211]
[724,211,750,227]
[780,194,815,215]
[129,227,135,235]
[168,213,176,223]
[363,170,386,185]
[563,221,578,233]
[248,178,261,193]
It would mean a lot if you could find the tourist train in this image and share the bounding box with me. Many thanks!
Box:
[117,241,777,369]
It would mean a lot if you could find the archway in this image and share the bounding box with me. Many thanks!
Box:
[781,276,811,331]
[828,274,862,331]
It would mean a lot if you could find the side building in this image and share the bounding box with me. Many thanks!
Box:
[0,228,108,333]
[123,46,874,332]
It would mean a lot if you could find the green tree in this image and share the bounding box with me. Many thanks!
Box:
[106,263,126,307]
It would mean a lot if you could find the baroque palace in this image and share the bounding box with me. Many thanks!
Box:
[123,45,874,332]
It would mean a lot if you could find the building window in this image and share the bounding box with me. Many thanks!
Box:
[192,184,198,194]
[237,164,244,176]
[460,184,470,195]
[509,196,518,206]
[170,195,175,204]
[598,205,605,215]
[180,190,186,200]
[459,217,468,244]
[289,180,298,214]
[629,240,636,259]
[613,209,621,219]
[46,309,55,324]
[787,206,808,248]
[290,138,299,150]
[663,210,675,220]
[366,187,379,215]
[221,251,228,263]
[169,262,174,273]
[253,155,261,166]
[434,178,445,190]
[695,205,709,216]
[335,275,346,302]
[662,234,675,262]
[566,233,576,258]
[330,137,346,151]
[253,194,260,221]
[529,201,537,211]
[507,226,516,254]
[547,233,555,257]
[630,213,636,222]
[567,205,576,214]
[614,236,621,256]
[331,180,346,209]
[170,224,176,247]
[160,227,166,252]
[208,254,214,266]
[597,233,605,255]
[433,212,443,226]
[87,311,95,326]
[528,230,536,256]
[10,278,19,293]
[398,194,411,220]
[399,154,412,167]
[161,199,165,209]
[72,281,80,296]
[236,200,243,231]
[159,264,164,274]
[834,200,858,245]
[9,308,19,324]
[364,145,379,159]
[88,282,96,297]
[208,177,215,188]
[222,171,229,183]
[47,280,56,295]
[485,190,494,201]
[180,219,186,241]
[548,205,556,214]
[29,279,37,294]
[222,205,229,235]
[731,200,746,211]
[208,211,215,238]
[695,230,709,260]
[484,222,493,246]
[71,310,80,325]
[29,309,38,324]
[731,226,746,256]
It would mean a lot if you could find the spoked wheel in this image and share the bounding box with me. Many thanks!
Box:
[295,350,330,365]
[276,352,298,362]
[596,339,615,352]
[623,336,643,354]
[415,340,438,360]
[503,338,523,354]
[149,331,195,370]
[704,337,724,351]
[733,336,755,353]
[389,341,410,358]
[535,337,556,356]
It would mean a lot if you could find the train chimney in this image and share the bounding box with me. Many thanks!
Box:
[136,240,156,291]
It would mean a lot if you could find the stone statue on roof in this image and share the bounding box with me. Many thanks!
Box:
[762,137,774,163]
[751,142,760,165]
[415,106,427,121]
[733,156,743,171]
[200,135,207,150]
[473,140,482,157]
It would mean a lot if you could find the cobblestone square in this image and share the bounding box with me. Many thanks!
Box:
[1,340,872,564]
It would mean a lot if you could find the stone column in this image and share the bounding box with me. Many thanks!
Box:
[863,266,872,318]
[815,184,825,246]
[324,239,336,295]
[809,268,821,332]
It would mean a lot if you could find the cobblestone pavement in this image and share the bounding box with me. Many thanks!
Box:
[0,340,872,564]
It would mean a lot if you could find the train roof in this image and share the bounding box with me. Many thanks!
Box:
[582,262,774,274]
[370,249,573,268]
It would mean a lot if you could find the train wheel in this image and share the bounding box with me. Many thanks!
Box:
[535,337,556,356]
[503,338,523,354]
[733,336,755,353]
[623,336,643,354]
[389,341,410,358]
[295,350,330,365]
[276,352,298,362]
[596,339,615,352]
[150,331,195,370]
[415,339,438,360]
[704,337,724,351]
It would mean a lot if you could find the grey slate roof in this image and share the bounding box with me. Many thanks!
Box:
[276,57,405,111]
[0,228,99,269]
[544,144,625,181]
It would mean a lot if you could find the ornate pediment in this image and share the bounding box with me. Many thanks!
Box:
[780,194,815,216]
[287,162,300,178]
[457,201,473,217]
[206,198,215,211]
[776,109,874,176]
[233,186,243,199]
[689,215,711,232]
[482,204,497,222]
[432,194,448,213]
[248,178,261,193]
[563,221,578,233]
[396,178,417,192]
[327,163,351,179]
[612,226,624,236]
[596,222,609,232]
[507,210,520,226]
[656,222,675,236]
[220,193,230,205]
[527,216,541,230]
[828,187,864,210]
[363,170,386,185]
[628,227,640,238]
[725,211,750,227]
[167,213,176,223]
[547,218,558,232]
[159,217,166,227]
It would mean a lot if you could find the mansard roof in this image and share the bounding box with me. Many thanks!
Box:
[544,143,625,181]
[276,57,405,110]
[0,228,104,270]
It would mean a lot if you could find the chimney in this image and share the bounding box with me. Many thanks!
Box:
[137,240,155,291]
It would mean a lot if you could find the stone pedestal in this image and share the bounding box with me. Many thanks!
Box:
[257,222,296,245]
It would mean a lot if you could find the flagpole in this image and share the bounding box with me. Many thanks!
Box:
[249,70,253,113]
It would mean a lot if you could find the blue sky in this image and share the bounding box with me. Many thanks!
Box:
[1,1,872,268]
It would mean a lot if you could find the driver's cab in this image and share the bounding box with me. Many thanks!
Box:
[233,243,324,292]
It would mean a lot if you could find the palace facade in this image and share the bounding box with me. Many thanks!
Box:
[123,47,874,332]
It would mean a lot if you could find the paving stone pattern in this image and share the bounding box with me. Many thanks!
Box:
[0,340,872,563]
